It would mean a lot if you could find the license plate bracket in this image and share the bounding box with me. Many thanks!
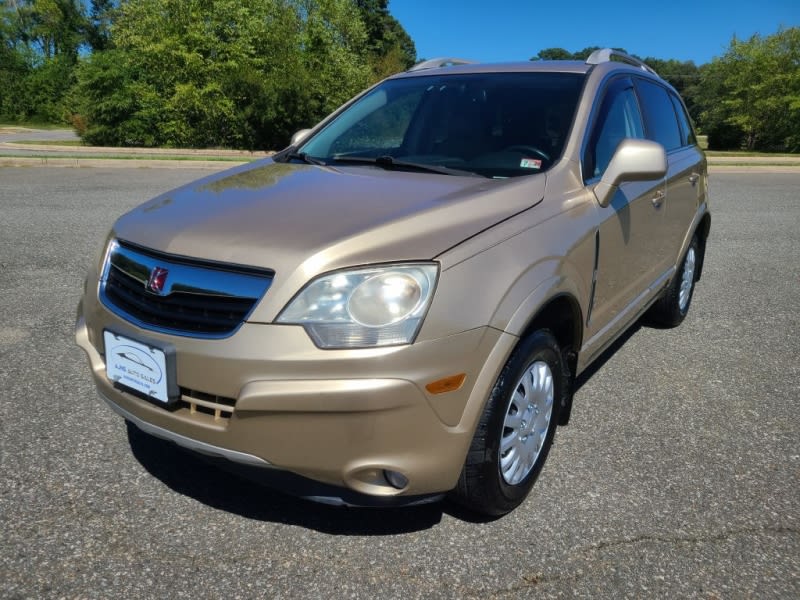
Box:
[104,330,179,405]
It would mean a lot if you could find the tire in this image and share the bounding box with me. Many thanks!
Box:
[647,235,699,328]
[451,329,565,516]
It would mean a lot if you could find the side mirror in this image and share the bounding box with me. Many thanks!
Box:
[593,139,667,208]
[290,128,312,146]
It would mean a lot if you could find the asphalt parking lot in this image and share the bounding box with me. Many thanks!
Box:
[1,167,798,598]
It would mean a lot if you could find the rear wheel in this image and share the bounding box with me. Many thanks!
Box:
[647,235,699,328]
[451,329,565,516]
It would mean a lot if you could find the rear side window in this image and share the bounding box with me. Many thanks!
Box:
[669,93,696,147]
[584,77,645,180]
[635,79,682,152]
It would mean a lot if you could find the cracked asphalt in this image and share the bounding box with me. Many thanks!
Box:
[0,167,798,598]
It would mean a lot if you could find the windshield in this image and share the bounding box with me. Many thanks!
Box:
[297,72,585,178]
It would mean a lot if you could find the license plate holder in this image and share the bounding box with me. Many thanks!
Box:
[104,330,179,405]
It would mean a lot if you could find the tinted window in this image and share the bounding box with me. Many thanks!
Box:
[635,79,682,151]
[669,93,696,147]
[331,89,423,155]
[299,72,585,178]
[584,78,645,179]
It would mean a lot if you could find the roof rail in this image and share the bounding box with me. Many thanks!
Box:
[586,48,659,76]
[408,57,476,72]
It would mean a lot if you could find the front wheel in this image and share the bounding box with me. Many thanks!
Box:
[451,330,565,516]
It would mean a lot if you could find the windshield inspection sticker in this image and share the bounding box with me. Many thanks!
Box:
[520,158,542,169]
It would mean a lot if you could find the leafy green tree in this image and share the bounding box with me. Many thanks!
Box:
[0,0,85,122]
[0,4,32,119]
[85,0,116,51]
[530,47,573,61]
[531,47,621,61]
[641,57,701,121]
[74,0,372,148]
[13,0,86,59]
[697,28,800,151]
[355,0,415,78]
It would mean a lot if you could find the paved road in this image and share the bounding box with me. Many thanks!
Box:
[0,129,269,165]
[1,168,798,598]
[0,127,79,143]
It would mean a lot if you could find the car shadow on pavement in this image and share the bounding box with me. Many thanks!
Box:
[573,321,642,394]
[125,320,647,533]
[126,421,446,534]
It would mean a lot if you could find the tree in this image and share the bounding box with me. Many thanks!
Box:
[85,0,116,51]
[13,0,86,60]
[73,0,373,148]
[531,48,574,61]
[641,57,701,122]
[696,28,800,151]
[0,0,86,122]
[531,47,620,61]
[0,4,32,119]
[355,0,416,79]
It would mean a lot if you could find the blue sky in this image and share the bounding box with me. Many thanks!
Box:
[391,0,799,65]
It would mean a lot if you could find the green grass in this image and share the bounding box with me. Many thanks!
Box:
[707,161,800,167]
[706,150,800,157]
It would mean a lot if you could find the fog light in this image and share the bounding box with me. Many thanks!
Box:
[384,470,408,490]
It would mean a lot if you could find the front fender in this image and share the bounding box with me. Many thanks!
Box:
[498,260,588,337]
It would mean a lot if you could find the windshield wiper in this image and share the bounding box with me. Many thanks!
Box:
[331,155,484,178]
[285,152,326,166]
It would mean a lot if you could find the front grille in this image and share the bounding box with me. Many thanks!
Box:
[100,240,273,337]
[105,268,255,334]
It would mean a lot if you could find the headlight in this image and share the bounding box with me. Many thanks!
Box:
[277,264,438,348]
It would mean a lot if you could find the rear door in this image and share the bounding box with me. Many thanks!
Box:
[634,78,705,271]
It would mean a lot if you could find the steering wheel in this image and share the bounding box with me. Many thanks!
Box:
[502,145,551,162]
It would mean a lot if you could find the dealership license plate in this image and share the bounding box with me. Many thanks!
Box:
[104,331,172,404]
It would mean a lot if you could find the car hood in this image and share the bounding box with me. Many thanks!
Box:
[112,160,545,315]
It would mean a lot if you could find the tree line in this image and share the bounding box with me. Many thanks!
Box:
[1,0,415,149]
[535,29,800,152]
[1,2,797,152]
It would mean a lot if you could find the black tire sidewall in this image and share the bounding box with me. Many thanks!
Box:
[483,330,564,509]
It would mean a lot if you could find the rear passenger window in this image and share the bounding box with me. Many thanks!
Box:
[584,78,645,180]
[669,93,696,147]
[635,79,682,152]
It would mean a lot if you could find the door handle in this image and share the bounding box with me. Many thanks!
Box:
[688,173,700,185]
[651,190,665,208]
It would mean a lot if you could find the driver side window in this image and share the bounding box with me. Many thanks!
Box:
[584,79,645,180]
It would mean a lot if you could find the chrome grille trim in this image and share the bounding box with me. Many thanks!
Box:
[100,239,273,338]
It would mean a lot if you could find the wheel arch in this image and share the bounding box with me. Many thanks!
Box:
[519,294,583,364]
[510,291,584,426]
[502,270,586,376]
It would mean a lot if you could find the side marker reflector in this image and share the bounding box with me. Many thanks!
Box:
[425,373,466,395]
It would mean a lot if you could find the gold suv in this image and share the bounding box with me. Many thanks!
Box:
[76,49,710,516]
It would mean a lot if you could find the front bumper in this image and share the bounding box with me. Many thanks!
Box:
[76,293,516,499]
